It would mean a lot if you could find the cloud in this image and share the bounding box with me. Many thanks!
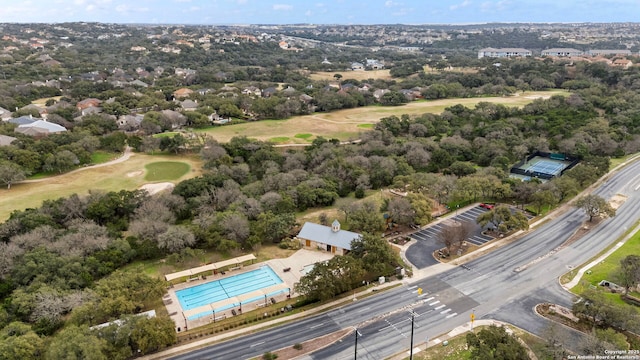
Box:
[305,10,312,16]
[385,0,400,7]
[237,0,247,3]
[273,4,293,11]
[450,0,471,10]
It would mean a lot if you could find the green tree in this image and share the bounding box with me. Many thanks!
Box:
[0,162,26,189]
[350,233,401,278]
[466,325,530,360]
[476,205,529,234]
[530,189,557,215]
[45,325,107,360]
[0,322,44,360]
[615,255,640,293]
[294,255,364,301]
[574,194,616,222]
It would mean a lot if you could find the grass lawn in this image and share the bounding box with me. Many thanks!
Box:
[153,132,180,138]
[565,226,640,304]
[0,153,203,221]
[123,245,295,280]
[308,69,393,82]
[91,151,118,164]
[610,153,640,171]
[144,161,191,181]
[268,136,290,143]
[294,133,313,140]
[195,91,569,144]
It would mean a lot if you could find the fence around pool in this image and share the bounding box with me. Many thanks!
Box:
[176,265,291,329]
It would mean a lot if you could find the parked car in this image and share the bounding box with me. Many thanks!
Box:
[480,203,495,210]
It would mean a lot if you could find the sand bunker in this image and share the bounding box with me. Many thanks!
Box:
[127,170,143,177]
[139,182,175,195]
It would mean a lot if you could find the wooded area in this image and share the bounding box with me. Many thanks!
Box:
[1,21,640,358]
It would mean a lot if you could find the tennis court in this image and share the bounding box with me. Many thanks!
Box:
[517,156,571,177]
[176,265,286,320]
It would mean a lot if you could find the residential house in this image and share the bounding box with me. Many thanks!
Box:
[612,59,633,69]
[373,89,390,100]
[0,106,12,121]
[261,87,278,98]
[242,86,262,97]
[542,48,584,57]
[117,114,144,131]
[15,119,66,136]
[179,99,198,111]
[477,47,532,59]
[365,59,385,69]
[0,135,17,146]
[588,49,632,57]
[351,62,364,71]
[8,115,37,126]
[296,220,361,256]
[173,88,194,99]
[76,98,102,111]
[129,79,149,88]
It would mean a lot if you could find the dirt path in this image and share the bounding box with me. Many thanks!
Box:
[19,146,134,184]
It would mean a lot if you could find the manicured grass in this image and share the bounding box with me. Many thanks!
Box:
[91,151,118,164]
[308,69,392,81]
[294,133,313,139]
[268,136,290,143]
[194,91,569,144]
[144,161,191,181]
[0,153,203,221]
[153,132,180,138]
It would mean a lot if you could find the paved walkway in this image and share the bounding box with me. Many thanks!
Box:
[563,224,640,290]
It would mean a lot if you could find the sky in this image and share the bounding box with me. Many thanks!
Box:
[0,0,638,25]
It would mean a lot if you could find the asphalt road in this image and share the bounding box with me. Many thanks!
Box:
[171,159,640,360]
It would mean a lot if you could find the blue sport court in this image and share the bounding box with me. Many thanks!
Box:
[177,265,286,320]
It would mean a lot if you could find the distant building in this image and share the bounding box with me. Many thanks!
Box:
[296,220,361,256]
[542,48,584,57]
[588,49,632,56]
[478,47,532,59]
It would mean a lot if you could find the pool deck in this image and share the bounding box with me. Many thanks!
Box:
[163,248,334,331]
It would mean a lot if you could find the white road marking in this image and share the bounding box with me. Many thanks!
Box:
[407,285,417,290]
[310,323,324,329]
[250,341,265,347]
[358,307,371,313]
[440,308,451,314]
[429,300,440,306]
[434,304,446,310]
[423,297,434,302]
[446,313,458,319]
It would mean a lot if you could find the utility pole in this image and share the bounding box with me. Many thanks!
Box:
[409,311,415,360]
[354,328,358,359]
[354,327,362,359]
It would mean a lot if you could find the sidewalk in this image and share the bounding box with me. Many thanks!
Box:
[563,223,640,290]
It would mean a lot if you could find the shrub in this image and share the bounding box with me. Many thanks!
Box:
[293,343,303,350]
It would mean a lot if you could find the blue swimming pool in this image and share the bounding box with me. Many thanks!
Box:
[176,266,284,319]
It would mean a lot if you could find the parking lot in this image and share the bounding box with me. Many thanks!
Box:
[405,205,495,269]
